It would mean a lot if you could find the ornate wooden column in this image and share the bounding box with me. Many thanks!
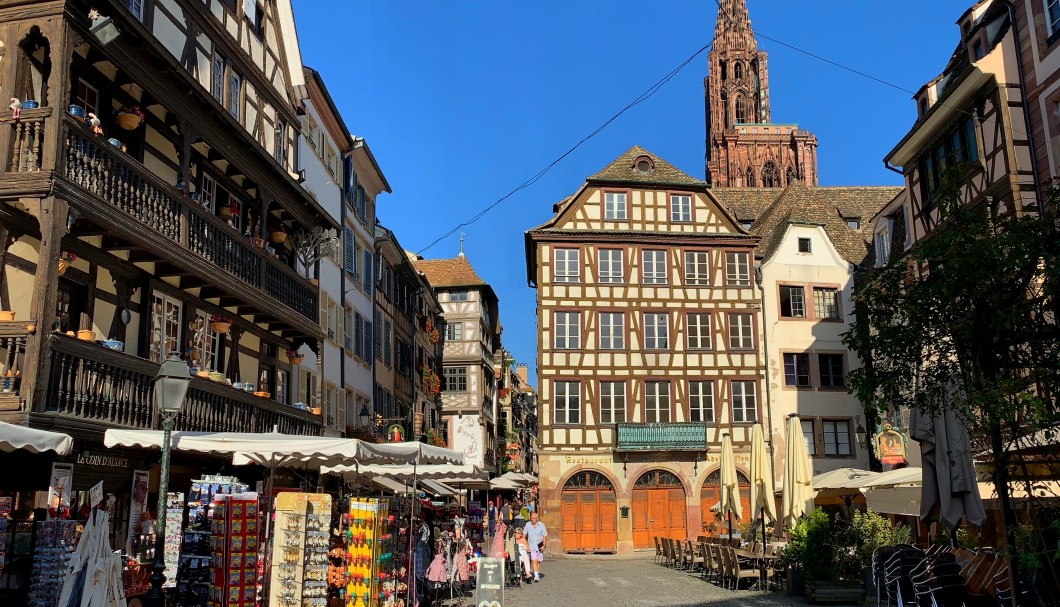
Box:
[22,195,69,412]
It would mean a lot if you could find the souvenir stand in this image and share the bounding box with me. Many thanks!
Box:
[268,492,331,607]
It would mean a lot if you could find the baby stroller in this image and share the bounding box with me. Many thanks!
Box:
[502,523,522,589]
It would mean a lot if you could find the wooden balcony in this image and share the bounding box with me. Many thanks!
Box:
[615,422,708,451]
[0,321,30,413]
[50,116,320,338]
[41,334,319,435]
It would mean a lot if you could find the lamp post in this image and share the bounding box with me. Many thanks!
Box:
[146,353,191,607]
[358,404,370,429]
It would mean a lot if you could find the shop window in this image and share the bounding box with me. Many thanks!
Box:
[149,293,182,363]
[55,281,85,334]
[73,79,99,116]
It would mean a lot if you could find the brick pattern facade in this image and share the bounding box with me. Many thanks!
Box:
[704,0,819,188]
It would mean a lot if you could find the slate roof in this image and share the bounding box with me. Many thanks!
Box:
[413,256,487,288]
[588,145,706,187]
[733,183,902,266]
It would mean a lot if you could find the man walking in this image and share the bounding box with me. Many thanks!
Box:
[522,511,548,582]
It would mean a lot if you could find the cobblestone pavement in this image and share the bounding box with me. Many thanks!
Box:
[438,553,862,607]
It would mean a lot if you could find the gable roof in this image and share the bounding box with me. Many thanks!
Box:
[745,183,903,266]
[588,145,706,187]
[413,256,487,288]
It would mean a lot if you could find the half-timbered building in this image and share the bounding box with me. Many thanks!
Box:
[414,254,502,473]
[524,146,763,554]
[884,0,1040,245]
[0,0,336,559]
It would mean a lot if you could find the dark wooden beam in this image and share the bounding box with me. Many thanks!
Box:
[178,276,208,290]
[154,262,188,277]
[101,235,137,251]
[128,250,165,263]
[198,286,223,300]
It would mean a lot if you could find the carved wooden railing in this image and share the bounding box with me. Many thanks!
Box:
[61,117,318,324]
[8,107,52,173]
[43,334,319,434]
[0,321,31,409]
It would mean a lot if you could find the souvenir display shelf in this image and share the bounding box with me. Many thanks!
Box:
[269,492,332,607]
[27,519,78,607]
[208,493,259,607]
[174,476,249,607]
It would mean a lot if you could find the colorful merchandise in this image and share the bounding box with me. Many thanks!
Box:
[208,492,259,607]
[174,476,249,607]
[27,519,77,607]
[268,492,332,607]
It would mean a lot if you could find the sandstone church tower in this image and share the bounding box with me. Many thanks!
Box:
[705,0,818,187]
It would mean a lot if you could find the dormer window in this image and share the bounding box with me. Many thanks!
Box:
[634,155,654,174]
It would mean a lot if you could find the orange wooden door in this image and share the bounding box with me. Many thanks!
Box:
[668,488,687,540]
[598,490,618,550]
[701,485,720,535]
[560,491,578,550]
[631,489,649,548]
[578,492,599,549]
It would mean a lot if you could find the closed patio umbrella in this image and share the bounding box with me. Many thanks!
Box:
[719,432,742,539]
[781,414,813,528]
[910,406,985,534]
[748,423,776,550]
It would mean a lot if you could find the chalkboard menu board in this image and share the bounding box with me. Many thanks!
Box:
[475,557,504,607]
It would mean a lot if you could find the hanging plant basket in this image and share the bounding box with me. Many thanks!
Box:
[210,321,231,334]
[219,207,233,219]
[288,355,303,365]
[115,112,143,130]
[57,259,70,276]
[269,231,287,244]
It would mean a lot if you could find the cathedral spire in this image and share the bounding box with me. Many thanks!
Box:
[713,0,752,42]
[704,0,818,188]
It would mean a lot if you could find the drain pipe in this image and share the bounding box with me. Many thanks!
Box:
[753,263,776,467]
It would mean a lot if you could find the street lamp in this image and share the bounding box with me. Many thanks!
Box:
[146,353,191,607]
[358,404,370,429]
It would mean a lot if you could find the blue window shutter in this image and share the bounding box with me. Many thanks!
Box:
[343,227,356,274]
[363,251,373,294]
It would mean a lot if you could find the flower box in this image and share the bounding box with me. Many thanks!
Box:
[210,321,231,334]
[269,231,287,244]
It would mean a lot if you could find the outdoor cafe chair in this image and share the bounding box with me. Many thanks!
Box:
[686,540,704,572]
[653,536,663,564]
[726,546,760,590]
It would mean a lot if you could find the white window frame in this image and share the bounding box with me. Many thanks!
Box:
[554,311,581,349]
[802,419,817,455]
[443,367,467,392]
[670,193,692,222]
[1048,0,1060,36]
[598,312,624,350]
[727,313,754,350]
[688,380,714,423]
[643,312,670,350]
[725,251,751,286]
[149,293,182,364]
[874,227,891,267]
[603,191,627,220]
[599,381,626,424]
[686,312,712,350]
[780,285,806,318]
[783,352,811,387]
[644,381,671,423]
[731,380,758,423]
[684,250,710,286]
[597,249,624,284]
[553,248,580,283]
[553,381,581,425]
[642,249,667,284]
[813,287,841,320]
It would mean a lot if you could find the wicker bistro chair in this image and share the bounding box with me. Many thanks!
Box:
[672,538,684,569]
[686,540,704,572]
[719,546,759,590]
[653,536,663,564]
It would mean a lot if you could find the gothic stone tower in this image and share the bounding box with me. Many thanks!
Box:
[705,0,818,187]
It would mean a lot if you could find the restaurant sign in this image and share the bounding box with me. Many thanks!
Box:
[873,423,908,465]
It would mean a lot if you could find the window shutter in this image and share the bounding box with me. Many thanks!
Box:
[363,251,372,294]
[343,228,356,274]
[364,319,373,360]
[353,312,363,359]
[319,294,329,332]
[297,368,308,405]
[338,389,347,432]
[309,372,319,408]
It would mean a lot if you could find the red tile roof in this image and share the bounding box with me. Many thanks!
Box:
[413,255,487,288]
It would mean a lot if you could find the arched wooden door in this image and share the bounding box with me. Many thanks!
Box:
[560,471,617,552]
[701,469,751,535]
[631,469,687,549]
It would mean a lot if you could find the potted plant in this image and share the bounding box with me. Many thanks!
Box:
[219,200,238,221]
[839,509,910,597]
[286,349,303,365]
[268,222,287,244]
[209,315,232,334]
[0,311,14,321]
[782,507,870,604]
[57,252,77,276]
[115,105,145,130]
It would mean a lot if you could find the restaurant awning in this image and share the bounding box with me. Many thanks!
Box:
[0,421,74,455]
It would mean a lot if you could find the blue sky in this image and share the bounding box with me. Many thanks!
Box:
[292,1,970,383]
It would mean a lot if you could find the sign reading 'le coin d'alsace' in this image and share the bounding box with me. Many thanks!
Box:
[475,557,504,607]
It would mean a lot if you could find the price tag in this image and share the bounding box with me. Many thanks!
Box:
[90,481,104,508]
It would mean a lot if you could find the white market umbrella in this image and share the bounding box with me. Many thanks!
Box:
[719,432,742,539]
[321,462,486,482]
[811,467,881,491]
[0,421,73,455]
[498,470,533,487]
[748,424,776,551]
[360,441,465,465]
[781,415,814,528]
[104,429,369,467]
[860,467,922,489]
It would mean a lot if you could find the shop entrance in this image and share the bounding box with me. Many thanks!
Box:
[559,471,617,552]
[630,469,686,549]
[700,469,751,535]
